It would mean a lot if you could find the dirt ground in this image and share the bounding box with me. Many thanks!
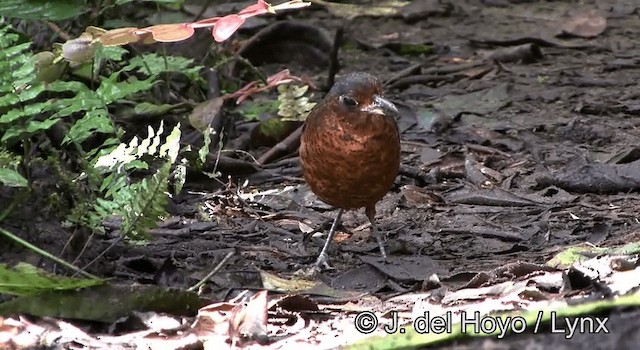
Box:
[3,0,640,348]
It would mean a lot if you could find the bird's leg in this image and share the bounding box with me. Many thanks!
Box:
[314,208,344,270]
[365,206,387,258]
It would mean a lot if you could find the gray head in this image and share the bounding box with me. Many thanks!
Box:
[327,72,398,117]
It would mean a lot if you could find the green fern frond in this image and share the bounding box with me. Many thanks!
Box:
[0,28,32,91]
[119,161,172,239]
[0,26,67,145]
[0,22,190,241]
[91,122,182,239]
[124,53,205,83]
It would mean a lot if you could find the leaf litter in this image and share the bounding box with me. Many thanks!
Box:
[5,0,640,349]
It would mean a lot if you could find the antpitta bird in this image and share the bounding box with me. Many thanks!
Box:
[299,72,401,269]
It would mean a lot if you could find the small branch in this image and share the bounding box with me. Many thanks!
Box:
[188,249,235,292]
[326,25,343,89]
[0,227,100,280]
[256,125,303,165]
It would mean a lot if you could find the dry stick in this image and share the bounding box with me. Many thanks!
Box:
[256,125,302,165]
[188,249,235,292]
[71,232,97,266]
[45,21,72,41]
[326,25,344,89]
[55,228,80,275]
[0,227,100,280]
[77,236,122,277]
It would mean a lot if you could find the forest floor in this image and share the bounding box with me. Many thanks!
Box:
[3,0,640,349]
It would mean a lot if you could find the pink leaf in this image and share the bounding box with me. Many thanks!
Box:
[212,14,245,42]
[239,0,271,18]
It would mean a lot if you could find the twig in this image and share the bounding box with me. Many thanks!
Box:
[326,26,344,89]
[0,227,100,280]
[188,249,235,292]
[45,21,72,41]
[71,232,96,266]
[234,56,268,85]
[256,126,303,165]
[78,236,122,277]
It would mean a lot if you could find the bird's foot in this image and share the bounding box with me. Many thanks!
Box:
[294,252,335,278]
[374,234,388,259]
[314,252,334,271]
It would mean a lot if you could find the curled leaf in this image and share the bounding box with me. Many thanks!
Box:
[31,52,65,83]
[61,33,97,63]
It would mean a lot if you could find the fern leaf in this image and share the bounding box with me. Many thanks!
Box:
[120,161,172,239]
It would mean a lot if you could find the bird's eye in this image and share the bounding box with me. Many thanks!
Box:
[340,95,358,108]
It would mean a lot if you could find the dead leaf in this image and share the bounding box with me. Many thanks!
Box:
[192,302,237,337]
[559,9,607,38]
[189,98,224,132]
[228,290,268,345]
[61,33,97,63]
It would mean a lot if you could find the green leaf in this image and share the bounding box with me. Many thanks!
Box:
[51,94,104,118]
[123,53,204,82]
[64,109,115,144]
[1,117,60,142]
[0,93,20,108]
[45,80,91,94]
[159,122,181,163]
[97,72,155,104]
[120,162,171,239]
[0,168,28,187]
[133,102,176,116]
[0,0,88,20]
[0,31,20,48]
[0,107,27,124]
[0,42,31,60]
[98,46,128,62]
[0,263,103,296]
[199,128,212,164]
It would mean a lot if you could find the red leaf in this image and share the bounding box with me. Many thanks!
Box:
[212,14,245,42]
[239,0,270,18]
[147,23,195,42]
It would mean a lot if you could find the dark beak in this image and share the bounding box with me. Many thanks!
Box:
[361,95,399,117]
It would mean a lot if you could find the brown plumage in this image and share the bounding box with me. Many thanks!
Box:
[299,72,401,269]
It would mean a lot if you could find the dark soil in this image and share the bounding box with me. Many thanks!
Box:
[3,0,640,348]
